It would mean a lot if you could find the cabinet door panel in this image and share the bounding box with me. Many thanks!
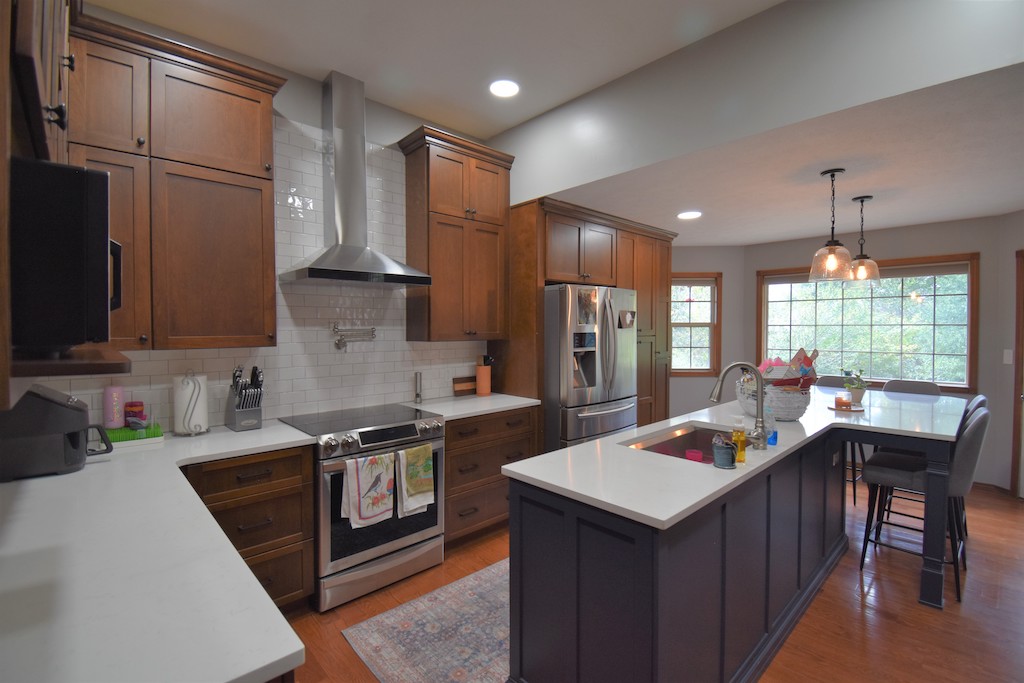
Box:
[616,231,636,290]
[427,214,468,339]
[150,60,273,178]
[465,223,506,338]
[69,144,151,350]
[633,234,655,334]
[636,337,654,427]
[427,147,468,219]
[582,222,616,285]
[67,37,149,155]
[469,158,508,226]
[545,214,583,282]
[151,160,275,348]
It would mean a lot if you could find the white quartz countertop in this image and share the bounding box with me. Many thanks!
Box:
[402,393,540,421]
[0,420,316,683]
[502,386,968,531]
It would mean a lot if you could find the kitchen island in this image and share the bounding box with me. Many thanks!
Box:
[502,386,968,682]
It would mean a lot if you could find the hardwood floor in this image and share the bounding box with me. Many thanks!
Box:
[286,483,1024,682]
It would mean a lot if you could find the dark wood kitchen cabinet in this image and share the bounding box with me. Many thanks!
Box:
[11,0,71,163]
[545,214,616,285]
[184,446,315,607]
[401,126,514,341]
[67,36,149,155]
[66,16,284,350]
[444,406,537,543]
[69,144,152,350]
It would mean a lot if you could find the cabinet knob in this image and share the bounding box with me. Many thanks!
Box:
[136,137,146,146]
[267,332,275,339]
[264,163,272,172]
[44,103,67,130]
[62,54,76,71]
[470,208,477,215]
[139,334,148,343]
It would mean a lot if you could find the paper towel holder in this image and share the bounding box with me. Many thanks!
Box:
[174,371,210,436]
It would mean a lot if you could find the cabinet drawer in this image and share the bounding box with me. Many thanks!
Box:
[447,435,533,495]
[246,539,314,606]
[445,478,510,542]
[184,447,311,504]
[208,483,313,558]
[446,408,534,450]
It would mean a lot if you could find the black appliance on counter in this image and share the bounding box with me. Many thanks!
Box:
[9,157,120,358]
[0,385,113,482]
[280,404,445,612]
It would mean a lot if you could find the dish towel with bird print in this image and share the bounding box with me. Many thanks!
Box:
[340,452,395,528]
[397,444,434,518]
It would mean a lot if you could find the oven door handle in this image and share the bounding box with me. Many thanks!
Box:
[321,457,351,475]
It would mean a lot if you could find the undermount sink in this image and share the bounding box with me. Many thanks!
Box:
[624,423,730,464]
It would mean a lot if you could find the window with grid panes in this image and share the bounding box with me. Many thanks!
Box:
[671,274,721,375]
[759,255,976,388]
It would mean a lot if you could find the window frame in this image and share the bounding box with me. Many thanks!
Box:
[755,253,979,393]
[670,271,722,378]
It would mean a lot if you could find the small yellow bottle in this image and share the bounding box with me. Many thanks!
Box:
[732,416,747,464]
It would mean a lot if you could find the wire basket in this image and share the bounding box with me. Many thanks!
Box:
[736,379,810,421]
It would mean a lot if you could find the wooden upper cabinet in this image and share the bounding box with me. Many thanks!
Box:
[150,60,274,179]
[545,214,616,285]
[67,36,148,155]
[150,160,275,348]
[426,145,508,226]
[69,144,152,350]
[401,126,513,341]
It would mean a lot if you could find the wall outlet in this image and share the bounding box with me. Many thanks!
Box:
[1005,349,1014,365]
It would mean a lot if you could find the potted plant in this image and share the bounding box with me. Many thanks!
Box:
[843,369,868,404]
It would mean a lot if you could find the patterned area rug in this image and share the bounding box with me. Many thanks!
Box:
[343,558,509,682]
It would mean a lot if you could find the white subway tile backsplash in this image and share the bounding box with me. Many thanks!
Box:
[10,115,486,430]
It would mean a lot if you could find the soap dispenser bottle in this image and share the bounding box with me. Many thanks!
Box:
[732,416,747,463]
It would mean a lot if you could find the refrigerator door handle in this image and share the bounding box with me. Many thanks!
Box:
[601,294,617,391]
[577,402,636,419]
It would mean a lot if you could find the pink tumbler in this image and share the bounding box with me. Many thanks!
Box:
[103,386,125,429]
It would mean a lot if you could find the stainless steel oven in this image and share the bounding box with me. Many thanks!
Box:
[280,404,445,612]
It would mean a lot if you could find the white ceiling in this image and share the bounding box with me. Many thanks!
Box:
[83,0,1024,246]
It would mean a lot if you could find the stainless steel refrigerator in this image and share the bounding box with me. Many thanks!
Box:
[544,284,638,452]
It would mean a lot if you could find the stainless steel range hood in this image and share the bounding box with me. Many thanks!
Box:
[279,72,430,286]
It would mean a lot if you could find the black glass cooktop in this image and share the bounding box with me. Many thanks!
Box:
[279,403,442,436]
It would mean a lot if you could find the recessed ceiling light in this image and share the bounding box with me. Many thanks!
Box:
[489,79,520,97]
[677,210,702,220]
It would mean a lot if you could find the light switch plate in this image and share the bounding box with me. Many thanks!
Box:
[1005,349,1014,365]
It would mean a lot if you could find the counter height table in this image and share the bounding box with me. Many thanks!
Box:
[502,386,968,682]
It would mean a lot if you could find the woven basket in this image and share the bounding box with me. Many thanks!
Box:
[736,379,810,421]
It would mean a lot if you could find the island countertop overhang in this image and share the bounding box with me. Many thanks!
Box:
[502,386,967,530]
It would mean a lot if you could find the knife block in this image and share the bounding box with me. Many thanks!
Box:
[227,404,262,432]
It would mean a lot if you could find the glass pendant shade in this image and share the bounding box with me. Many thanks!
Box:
[809,168,853,282]
[848,195,880,285]
[809,242,854,281]
[851,255,880,283]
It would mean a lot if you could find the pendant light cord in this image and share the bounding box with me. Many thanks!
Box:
[830,172,837,241]
[858,198,865,252]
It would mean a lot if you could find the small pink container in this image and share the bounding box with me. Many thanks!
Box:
[685,449,704,462]
[103,386,125,429]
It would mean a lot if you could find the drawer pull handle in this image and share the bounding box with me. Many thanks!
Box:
[506,419,524,428]
[457,428,480,437]
[457,463,480,474]
[236,468,273,483]
[505,451,523,461]
[457,507,480,518]
[238,517,274,533]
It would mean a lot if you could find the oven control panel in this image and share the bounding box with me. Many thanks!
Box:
[318,418,445,458]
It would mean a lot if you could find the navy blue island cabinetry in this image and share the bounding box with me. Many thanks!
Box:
[507,433,846,683]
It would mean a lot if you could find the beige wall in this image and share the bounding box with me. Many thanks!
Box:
[671,210,1024,491]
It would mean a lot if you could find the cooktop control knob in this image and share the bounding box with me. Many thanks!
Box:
[340,434,357,449]
[322,437,340,457]
[431,420,443,433]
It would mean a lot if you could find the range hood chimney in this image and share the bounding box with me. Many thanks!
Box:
[279,71,430,286]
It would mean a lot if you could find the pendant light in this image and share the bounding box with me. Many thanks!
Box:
[850,195,880,285]
[808,168,853,282]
